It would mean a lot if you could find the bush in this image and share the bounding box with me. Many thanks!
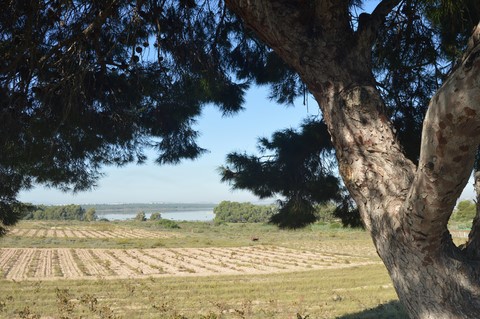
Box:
[135,211,147,222]
[84,208,97,222]
[157,219,180,229]
[213,201,276,224]
[150,212,162,221]
[452,200,476,223]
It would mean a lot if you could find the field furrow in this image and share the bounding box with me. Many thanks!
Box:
[0,248,17,268]
[204,248,276,272]
[181,248,245,273]
[0,246,380,282]
[5,249,36,280]
[74,249,110,277]
[34,249,53,278]
[122,250,167,274]
[6,227,176,239]
[57,249,84,278]
[89,249,139,278]
[139,250,188,274]
[108,249,158,275]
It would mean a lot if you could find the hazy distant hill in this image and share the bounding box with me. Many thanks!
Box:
[83,203,216,215]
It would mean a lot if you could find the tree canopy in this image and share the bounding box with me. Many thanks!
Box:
[23,204,89,221]
[1,0,252,232]
[1,0,478,232]
[2,0,480,316]
[219,119,346,228]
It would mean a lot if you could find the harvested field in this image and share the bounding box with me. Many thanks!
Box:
[0,245,378,281]
[7,227,176,239]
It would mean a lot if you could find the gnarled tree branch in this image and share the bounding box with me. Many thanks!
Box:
[404,22,480,251]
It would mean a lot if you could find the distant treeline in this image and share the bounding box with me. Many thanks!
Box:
[83,203,216,214]
[23,205,97,221]
[213,201,339,224]
[213,201,276,223]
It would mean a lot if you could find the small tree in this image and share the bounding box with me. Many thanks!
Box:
[84,208,97,222]
[134,211,147,222]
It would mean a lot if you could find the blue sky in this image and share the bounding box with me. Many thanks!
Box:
[19,86,316,204]
[18,1,476,205]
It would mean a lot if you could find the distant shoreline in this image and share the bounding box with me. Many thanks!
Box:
[82,203,217,215]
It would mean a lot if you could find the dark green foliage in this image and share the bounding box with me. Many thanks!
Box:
[333,195,364,228]
[213,201,276,223]
[373,2,442,164]
[424,0,480,59]
[0,0,264,225]
[373,0,480,164]
[1,0,479,231]
[270,197,317,229]
[0,202,34,235]
[219,119,354,228]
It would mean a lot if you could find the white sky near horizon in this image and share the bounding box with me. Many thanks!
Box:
[18,0,477,205]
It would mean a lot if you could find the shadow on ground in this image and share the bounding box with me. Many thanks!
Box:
[336,301,408,319]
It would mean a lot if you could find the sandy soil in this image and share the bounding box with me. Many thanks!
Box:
[0,245,379,281]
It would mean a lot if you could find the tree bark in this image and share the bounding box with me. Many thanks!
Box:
[226,1,480,318]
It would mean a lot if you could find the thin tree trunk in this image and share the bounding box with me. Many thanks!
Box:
[226,1,480,317]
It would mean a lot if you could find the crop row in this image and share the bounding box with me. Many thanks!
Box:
[0,246,377,281]
[7,228,174,239]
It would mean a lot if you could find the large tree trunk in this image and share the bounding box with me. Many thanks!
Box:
[226,1,480,318]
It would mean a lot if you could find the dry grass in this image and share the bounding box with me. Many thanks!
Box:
[0,265,404,318]
[0,220,412,318]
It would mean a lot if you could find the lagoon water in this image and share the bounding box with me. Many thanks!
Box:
[97,210,215,222]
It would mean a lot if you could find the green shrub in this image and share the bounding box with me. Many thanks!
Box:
[84,208,97,222]
[150,212,162,221]
[452,200,476,223]
[134,211,147,222]
[213,201,276,223]
[157,219,180,229]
